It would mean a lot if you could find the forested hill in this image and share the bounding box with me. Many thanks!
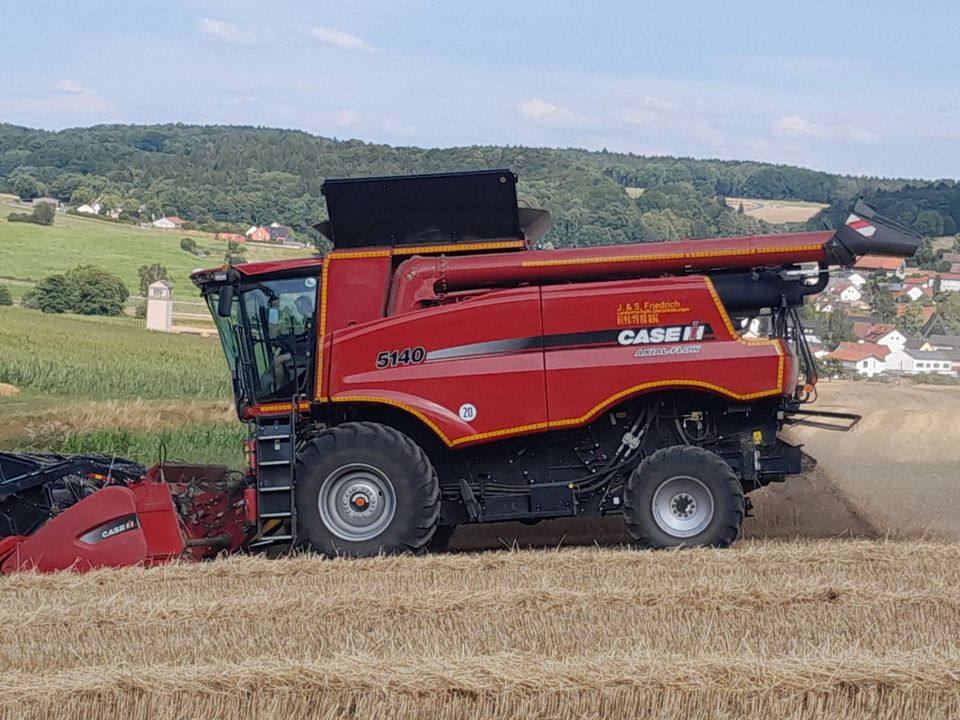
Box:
[1,123,957,249]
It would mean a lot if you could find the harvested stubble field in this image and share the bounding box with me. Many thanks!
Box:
[2,540,959,720]
[2,299,959,718]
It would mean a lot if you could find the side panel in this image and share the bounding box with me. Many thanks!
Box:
[328,287,547,446]
[541,276,787,426]
[316,252,393,401]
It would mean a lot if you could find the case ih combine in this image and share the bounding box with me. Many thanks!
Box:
[0,170,921,571]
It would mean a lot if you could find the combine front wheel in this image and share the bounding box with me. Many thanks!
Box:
[295,422,440,557]
[623,446,743,549]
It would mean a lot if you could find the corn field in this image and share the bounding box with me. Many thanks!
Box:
[1,540,958,719]
[0,307,228,399]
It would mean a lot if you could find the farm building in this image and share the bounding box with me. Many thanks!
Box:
[216,233,247,243]
[153,216,185,229]
[268,222,292,243]
[245,225,271,242]
[852,255,906,278]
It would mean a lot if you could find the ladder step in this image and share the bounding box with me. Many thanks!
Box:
[258,485,293,492]
[258,460,291,467]
[257,434,290,440]
[260,511,293,519]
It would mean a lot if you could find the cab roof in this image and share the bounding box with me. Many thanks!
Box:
[190,256,323,286]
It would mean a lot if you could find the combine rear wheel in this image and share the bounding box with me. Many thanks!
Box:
[295,422,440,557]
[623,446,743,548]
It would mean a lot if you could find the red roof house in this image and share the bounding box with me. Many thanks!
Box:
[853,256,906,275]
[245,226,271,243]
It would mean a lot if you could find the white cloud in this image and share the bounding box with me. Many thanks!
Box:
[620,108,658,126]
[3,83,114,116]
[308,26,374,52]
[197,18,257,45]
[330,109,363,128]
[844,127,881,144]
[774,114,878,144]
[774,114,828,138]
[617,105,724,148]
[640,94,679,113]
[518,98,595,127]
[52,79,84,94]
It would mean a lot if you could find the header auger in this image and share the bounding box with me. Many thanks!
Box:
[0,170,921,571]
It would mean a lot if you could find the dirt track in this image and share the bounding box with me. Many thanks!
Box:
[788,381,960,542]
[447,380,959,550]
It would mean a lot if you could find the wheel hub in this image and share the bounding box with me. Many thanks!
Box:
[319,464,396,542]
[651,475,715,538]
[670,492,697,519]
[349,491,370,512]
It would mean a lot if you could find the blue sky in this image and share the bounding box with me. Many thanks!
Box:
[4,0,958,179]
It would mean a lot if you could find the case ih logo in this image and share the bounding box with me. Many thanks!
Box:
[845,214,877,237]
[617,322,714,345]
[79,515,140,545]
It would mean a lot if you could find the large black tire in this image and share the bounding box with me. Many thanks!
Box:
[623,445,744,549]
[295,422,440,557]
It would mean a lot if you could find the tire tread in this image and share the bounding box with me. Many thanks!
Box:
[295,421,440,556]
[623,445,743,549]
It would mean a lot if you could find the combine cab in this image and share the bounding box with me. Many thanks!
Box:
[188,170,921,555]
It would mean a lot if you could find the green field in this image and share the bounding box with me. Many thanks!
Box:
[0,195,290,467]
[0,306,243,466]
[0,194,312,305]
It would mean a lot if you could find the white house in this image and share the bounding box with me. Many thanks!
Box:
[76,202,101,215]
[839,284,862,303]
[939,274,960,293]
[847,272,866,288]
[884,348,956,376]
[827,341,888,378]
[873,329,907,354]
[152,216,185,230]
[919,335,960,374]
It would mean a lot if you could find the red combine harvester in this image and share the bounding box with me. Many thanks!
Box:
[0,170,921,571]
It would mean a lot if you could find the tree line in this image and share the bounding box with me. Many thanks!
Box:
[1,123,957,250]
